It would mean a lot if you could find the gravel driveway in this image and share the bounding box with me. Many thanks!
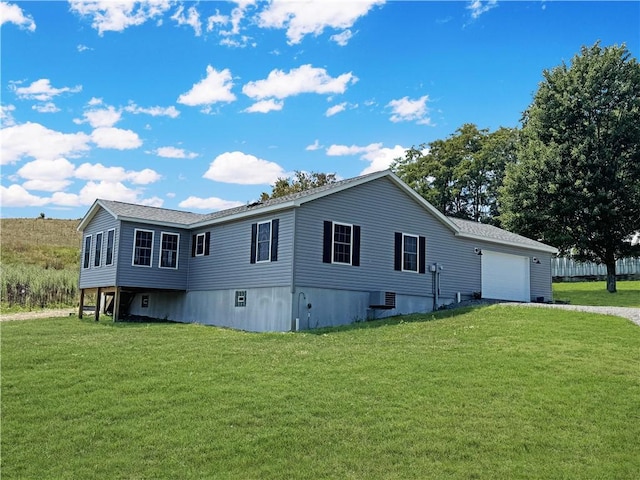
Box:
[508,303,640,327]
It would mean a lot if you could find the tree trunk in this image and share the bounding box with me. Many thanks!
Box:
[606,261,617,293]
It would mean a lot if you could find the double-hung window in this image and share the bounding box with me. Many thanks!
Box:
[250,219,279,263]
[83,235,92,269]
[94,232,103,267]
[323,221,361,266]
[159,232,179,269]
[133,229,154,267]
[333,223,352,264]
[105,229,115,266]
[191,232,210,257]
[394,232,426,274]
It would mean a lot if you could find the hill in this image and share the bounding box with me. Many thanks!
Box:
[0,218,81,270]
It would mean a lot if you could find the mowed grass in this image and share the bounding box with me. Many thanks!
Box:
[2,306,639,479]
[553,280,640,307]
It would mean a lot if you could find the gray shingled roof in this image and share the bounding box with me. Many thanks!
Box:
[99,199,205,226]
[449,217,555,251]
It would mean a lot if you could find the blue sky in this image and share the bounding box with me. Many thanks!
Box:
[1,1,638,219]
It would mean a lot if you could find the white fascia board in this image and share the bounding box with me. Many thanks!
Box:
[455,231,559,254]
[385,171,460,233]
[117,216,192,230]
[77,199,117,232]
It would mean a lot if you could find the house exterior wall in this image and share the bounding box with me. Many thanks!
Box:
[293,177,481,301]
[127,287,292,332]
[79,208,118,289]
[115,220,190,290]
[187,211,294,291]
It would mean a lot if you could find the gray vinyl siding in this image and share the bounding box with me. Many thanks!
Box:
[115,221,190,290]
[294,176,553,303]
[188,211,294,291]
[294,176,451,297]
[79,208,118,289]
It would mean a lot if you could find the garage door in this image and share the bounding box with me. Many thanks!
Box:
[481,251,530,302]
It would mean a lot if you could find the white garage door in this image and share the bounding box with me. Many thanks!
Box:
[481,251,530,302]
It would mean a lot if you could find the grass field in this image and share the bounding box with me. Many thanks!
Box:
[553,280,640,307]
[2,306,639,479]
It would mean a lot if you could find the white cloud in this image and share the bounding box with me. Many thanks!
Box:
[243,99,283,114]
[22,179,73,192]
[258,0,383,45]
[203,151,287,185]
[0,184,47,207]
[242,64,357,104]
[330,29,353,46]
[1,104,16,126]
[74,162,160,184]
[155,146,198,159]
[68,0,172,35]
[77,181,142,204]
[178,65,236,111]
[12,78,82,101]
[387,95,432,125]
[467,0,498,20]
[325,102,347,117]
[33,102,60,113]
[179,196,244,211]
[0,1,36,31]
[17,158,76,182]
[79,105,122,128]
[91,127,142,149]
[125,102,180,118]
[171,4,202,36]
[326,142,406,175]
[0,122,91,165]
[77,44,92,52]
[306,139,322,151]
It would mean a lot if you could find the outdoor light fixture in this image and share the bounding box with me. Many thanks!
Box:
[532,257,541,264]
[474,248,483,255]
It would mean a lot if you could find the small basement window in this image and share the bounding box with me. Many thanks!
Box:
[141,295,149,308]
[235,290,247,307]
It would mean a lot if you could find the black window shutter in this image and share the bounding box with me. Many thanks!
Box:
[204,232,211,256]
[191,234,197,257]
[250,223,257,264]
[352,225,361,266]
[419,236,426,274]
[394,232,402,271]
[270,219,279,262]
[323,221,333,263]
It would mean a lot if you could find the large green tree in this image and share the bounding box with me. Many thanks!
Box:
[260,171,337,201]
[500,42,640,292]
[392,124,518,224]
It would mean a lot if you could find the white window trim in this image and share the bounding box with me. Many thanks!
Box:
[332,221,353,266]
[402,232,420,273]
[158,231,180,270]
[94,232,103,268]
[195,232,206,257]
[255,220,272,263]
[83,235,92,269]
[105,228,115,266]
[132,228,154,268]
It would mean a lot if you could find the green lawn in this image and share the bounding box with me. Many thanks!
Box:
[553,280,640,307]
[2,306,639,479]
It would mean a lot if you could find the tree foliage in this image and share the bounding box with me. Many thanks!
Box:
[392,123,518,224]
[500,42,640,292]
[260,171,337,201]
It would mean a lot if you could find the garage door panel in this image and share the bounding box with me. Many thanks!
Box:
[481,251,530,302]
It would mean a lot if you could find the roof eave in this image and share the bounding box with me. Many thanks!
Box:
[455,231,559,254]
[77,199,116,231]
[188,201,298,229]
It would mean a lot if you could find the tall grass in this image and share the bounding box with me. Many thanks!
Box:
[1,264,78,310]
[1,218,82,311]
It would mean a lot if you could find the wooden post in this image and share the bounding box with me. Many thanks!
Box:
[95,287,101,322]
[78,289,84,319]
[113,287,120,322]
